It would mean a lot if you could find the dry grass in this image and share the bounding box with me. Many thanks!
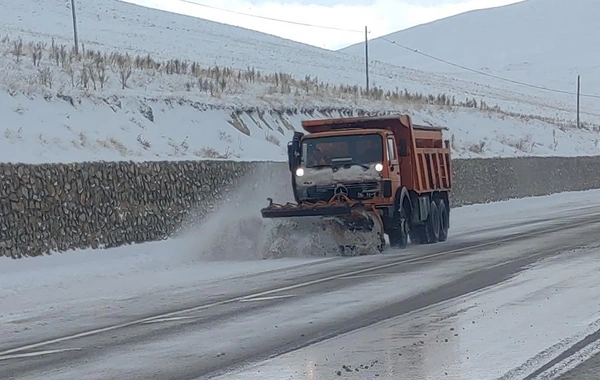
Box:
[1,34,598,132]
[500,134,535,153]
[0,35,501,108]
[194,146,235,159]
[97,137,131,156]
[468,140,487,154]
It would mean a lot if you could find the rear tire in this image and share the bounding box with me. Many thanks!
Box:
[436,199,449,242]
[424,200,440,244]
[409,225,424,245]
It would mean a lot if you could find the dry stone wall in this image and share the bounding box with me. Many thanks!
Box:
[2,156,600,258]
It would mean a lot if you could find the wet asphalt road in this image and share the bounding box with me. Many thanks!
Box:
[2,209,600,379]
[558,352,600,380]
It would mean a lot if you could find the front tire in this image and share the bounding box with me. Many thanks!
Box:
[388,205,409,249]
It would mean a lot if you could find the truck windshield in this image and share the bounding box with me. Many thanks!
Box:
[301,134,383,168]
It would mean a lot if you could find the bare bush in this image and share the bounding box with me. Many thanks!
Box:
[38,67,53,88]
[194,146,233,159]
[468,140,487,153]
[78,66,90,89]
[115,54,132,89]
[29,42,43,66]
[96,59,109,90]
[87,63,97,90]
[11,38,24,62]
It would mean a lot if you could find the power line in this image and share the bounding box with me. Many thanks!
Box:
[177,0,367,33]
[379,37,600,100]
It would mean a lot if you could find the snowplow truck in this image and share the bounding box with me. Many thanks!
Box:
[260,114,452,256]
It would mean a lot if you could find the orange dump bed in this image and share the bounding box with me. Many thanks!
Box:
[300,115,452,194]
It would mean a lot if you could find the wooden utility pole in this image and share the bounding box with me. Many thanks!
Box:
[365,25,369,93]
[577,75,580,128]
[71,0,79,55]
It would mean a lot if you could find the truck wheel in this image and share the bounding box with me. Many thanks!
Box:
[424,200,440,244]
[388,206,409,249]
[436,199,449,242]
[409,225,424,245]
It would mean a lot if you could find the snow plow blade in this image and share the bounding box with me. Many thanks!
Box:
[260,198,386,256]
[260,202,353,218]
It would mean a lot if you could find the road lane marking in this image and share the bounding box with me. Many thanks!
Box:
[1,214,598,357]
[0,348,82,361]
[337,274,386,279]
[239,294,297,302]
[141,316,195,324]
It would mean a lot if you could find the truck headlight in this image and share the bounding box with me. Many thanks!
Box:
[375,163,383,172]
[296,168,304,176]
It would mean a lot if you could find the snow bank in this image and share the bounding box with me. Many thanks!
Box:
[1,90,599,164]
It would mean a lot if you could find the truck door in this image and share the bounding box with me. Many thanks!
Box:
[386,135,401,189]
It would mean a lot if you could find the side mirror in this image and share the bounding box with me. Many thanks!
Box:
[287,132,303,171]
[398,139,408,157]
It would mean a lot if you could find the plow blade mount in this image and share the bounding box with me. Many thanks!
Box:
[260,199,386,256]
[261,203,353,218]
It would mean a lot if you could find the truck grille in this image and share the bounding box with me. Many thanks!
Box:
[307,182,380,201]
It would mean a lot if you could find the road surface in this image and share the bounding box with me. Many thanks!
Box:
[2,191,600,380]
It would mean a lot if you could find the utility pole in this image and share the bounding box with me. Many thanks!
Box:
[365,25,369,94]
[577,75,580,128]
[71,0,79,55]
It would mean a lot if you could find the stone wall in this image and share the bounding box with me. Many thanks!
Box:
[450,156,600,206]
[2,156,600,258]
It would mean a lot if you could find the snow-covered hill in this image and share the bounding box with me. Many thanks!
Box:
[0,0,599,163]
[340,0,600,108]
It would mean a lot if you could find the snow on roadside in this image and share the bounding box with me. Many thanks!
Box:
[1,89,599,164]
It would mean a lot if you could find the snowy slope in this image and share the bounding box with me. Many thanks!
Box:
[340,0,600,104]
[0,0,599,163]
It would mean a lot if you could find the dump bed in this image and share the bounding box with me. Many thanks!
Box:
[300,115,452,194]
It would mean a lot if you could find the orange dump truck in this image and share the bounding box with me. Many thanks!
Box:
[261,114,452,255]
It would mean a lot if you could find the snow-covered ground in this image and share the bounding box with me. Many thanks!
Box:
[0,0,599,163]
[3,90,600,163]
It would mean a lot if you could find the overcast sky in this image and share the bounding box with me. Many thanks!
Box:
[123,0,524,50]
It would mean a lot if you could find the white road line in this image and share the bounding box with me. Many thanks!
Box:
[0,348,82,361]
[0,215,597,358]
[239,295,297,302]
[141,316,195,324]
[337,274,386,279]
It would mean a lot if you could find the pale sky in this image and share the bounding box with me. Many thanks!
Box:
[123,0,524,50]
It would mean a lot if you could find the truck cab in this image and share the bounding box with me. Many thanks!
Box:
[289,128,404,207]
